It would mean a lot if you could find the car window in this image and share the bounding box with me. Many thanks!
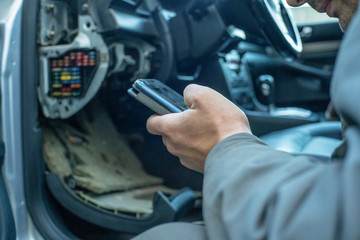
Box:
[284,2,338,25]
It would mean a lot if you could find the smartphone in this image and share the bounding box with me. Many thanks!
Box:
[127,79,189,115]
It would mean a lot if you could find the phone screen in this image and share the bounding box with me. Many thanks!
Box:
[134,79,189,112]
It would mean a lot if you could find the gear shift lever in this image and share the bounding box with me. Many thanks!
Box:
[257,75,275,113]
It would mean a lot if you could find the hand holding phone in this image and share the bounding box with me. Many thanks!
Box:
[128,79,189,115]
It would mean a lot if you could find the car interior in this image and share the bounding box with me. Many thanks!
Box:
[17,0,343,239]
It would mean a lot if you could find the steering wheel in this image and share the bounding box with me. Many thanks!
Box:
[246,0,302,59]
[217,0,302,59]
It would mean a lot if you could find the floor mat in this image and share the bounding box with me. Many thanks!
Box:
[42,102,162,195]
[75,185,177,215]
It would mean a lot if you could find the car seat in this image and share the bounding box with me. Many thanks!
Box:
[260,121,342,158]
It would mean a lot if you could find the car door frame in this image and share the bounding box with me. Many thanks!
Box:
[0,0,19,239]
[0,141,16,240]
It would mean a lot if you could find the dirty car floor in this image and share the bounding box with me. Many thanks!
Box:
[42,99,194,216]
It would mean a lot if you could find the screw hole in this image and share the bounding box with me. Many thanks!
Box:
[85,22,91,29]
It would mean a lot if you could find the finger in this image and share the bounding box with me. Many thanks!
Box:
[183,84,206,108]
[146,113,181,135]
[146,114,165,135]
[162,136,168,147]
[286,0,307,7]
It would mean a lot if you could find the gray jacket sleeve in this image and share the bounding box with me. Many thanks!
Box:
[204,133,348,240]
[203,6,360,240]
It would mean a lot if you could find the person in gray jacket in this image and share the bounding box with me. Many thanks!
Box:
[134,0,360,238]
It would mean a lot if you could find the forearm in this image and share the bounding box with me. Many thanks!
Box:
[203,133,341,240]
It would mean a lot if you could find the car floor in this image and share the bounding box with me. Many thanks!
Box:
[41,97,203,237]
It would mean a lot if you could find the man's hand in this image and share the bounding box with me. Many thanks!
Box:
[146,84,252,173]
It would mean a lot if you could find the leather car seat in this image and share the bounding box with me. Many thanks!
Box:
[260,121,342,158]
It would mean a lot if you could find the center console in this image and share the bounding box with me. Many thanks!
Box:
[199,48,321,136]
